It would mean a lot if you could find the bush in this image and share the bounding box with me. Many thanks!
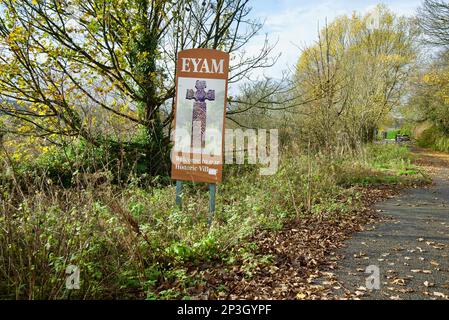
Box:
[1,136,171,189]
[418,126,449,153]
[0,188,146,299]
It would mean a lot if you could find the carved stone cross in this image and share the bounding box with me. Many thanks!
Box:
[186,80,215,147]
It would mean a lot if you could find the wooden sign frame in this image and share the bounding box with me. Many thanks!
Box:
[171,48,230,184]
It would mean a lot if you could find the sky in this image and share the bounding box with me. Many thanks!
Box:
[243,0,424,80]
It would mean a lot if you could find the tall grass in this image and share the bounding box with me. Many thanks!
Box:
[0,143,422,299]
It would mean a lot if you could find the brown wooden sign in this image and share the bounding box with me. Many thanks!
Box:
[171,48,230,183]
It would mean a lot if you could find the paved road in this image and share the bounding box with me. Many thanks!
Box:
[333,149,449,300]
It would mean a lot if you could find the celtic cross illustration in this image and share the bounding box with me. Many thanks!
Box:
[186,80,215,148]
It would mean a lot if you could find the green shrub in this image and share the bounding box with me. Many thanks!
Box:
[0,190,145,299]
[418,126,449,153]
[5,137,171,189]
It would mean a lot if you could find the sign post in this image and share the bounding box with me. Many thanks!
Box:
[208,183,216,226]
[171,49,230,224]
[175,180,183,208]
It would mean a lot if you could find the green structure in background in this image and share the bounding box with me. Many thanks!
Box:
[386,130,401,140]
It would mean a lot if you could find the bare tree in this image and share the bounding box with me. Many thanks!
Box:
[418,0,449,47]
[0,0,276,175]
[294,6,418,152]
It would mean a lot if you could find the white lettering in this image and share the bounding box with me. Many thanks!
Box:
[180,58,224,74]
[181,58,190,72]
[211,59,224,74]
[191,58,201,73]
[200,59,210,73]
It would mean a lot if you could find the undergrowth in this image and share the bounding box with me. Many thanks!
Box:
[0,143,426,299]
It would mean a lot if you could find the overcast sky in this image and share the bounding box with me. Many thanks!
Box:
[243,0,424,80]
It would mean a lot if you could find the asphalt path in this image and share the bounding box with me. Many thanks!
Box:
[333,148,449,300]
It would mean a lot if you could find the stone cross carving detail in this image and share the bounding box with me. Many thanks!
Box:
[186,80,215,147]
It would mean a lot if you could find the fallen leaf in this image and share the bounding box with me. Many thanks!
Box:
[433,292,447,299]
[391,278,406,286]
[296,292,307,299]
